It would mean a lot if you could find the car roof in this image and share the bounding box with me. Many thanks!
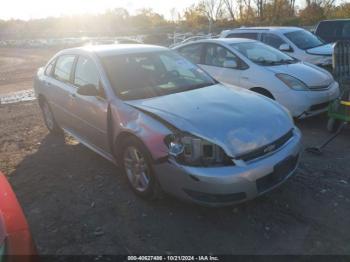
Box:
[174,37,256,48]
[62,44,168,57]
[205,38,256,44]
[319,19,350,22]
[222,26,303,33]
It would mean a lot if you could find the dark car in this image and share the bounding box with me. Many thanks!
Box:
[315,19,350,43]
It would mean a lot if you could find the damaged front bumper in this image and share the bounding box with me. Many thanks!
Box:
[154,128,302,206]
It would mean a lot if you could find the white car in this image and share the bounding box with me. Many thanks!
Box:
[174,38,339,118]
[220,27,333,71]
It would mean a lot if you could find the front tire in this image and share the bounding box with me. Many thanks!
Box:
[40,99,62,135]
[119,137,161,199]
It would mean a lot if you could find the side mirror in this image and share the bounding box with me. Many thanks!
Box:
[279,43,293,52]
[223,60,238,68]
[77,84,99,96]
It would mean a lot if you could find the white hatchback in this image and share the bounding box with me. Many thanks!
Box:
[174,38,339,118]
[220,27,333,69]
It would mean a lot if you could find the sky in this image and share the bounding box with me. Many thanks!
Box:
[1,0,341,21]
[0,0,200,20]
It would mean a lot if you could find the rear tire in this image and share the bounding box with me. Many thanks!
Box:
[40,99,62,135]
[119,136,161,200]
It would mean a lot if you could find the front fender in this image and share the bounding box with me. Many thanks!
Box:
[109,101,173,161]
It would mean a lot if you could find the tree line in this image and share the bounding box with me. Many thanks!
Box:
[0,0,349,39]
[183,0,350,31]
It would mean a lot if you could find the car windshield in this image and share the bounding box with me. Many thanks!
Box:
[284,30,325,50]
[230,42,296,66]
[101,51,216,100]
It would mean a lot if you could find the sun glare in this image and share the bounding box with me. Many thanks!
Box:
[0,0,197,20]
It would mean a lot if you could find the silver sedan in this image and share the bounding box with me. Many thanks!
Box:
[34,44,302,206]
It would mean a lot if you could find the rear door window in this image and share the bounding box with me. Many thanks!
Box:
[341,22,350,37]
[53,55,75,83]
[177,44,203,64]
[226,32,258,40]
[318,21,336,36]
[74,56,100,89]
[316,21,350,39]
[204,43,240,68]
[261,33,286,49]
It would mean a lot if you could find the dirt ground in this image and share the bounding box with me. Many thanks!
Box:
[0,48,349,255]
[0,48,56,95]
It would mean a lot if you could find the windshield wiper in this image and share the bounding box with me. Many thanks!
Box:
[277,59,295,64]
[256,59,286,65]
[255,60,276,65]
[256,59,294,65]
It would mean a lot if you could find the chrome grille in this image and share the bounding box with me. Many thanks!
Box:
[236,129,294,162]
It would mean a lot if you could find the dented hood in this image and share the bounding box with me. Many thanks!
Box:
[126,84,294,157]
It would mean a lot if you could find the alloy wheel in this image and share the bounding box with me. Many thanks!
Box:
[123,146,151,192]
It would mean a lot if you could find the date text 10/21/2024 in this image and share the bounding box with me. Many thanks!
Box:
[127,256,220,261]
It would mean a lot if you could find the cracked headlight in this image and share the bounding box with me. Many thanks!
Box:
[276,73,309,91]
[164,134,232,166]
